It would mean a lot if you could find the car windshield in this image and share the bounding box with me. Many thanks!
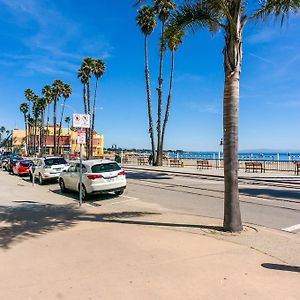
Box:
[21,160,33,166]
[45,158,67,166]
[12,157,23,162]
[91,163,121,173]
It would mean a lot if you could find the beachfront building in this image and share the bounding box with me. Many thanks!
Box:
[12,126,104,157]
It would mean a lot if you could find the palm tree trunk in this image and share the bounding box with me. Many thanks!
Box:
[156,21,165,166]
[24,114,28,156]
[91,78,99,159]
[161,49,175,160]
[40,111,45,156]
[222,15,243,232]
[86,80,91,159]
[57,98,66,155]
[144,35,156,164]
[83,84,87,114]
[44,105,50,155]
[33,119,37,156]
[53,97,57,155]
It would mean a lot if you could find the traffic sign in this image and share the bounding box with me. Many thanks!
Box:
[77,129,86,144]
[73,114,90,128]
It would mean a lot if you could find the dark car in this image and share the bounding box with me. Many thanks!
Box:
[6,156,24,173]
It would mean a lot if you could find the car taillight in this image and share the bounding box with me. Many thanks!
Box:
[87,174,103,180]
[118,170,125,176]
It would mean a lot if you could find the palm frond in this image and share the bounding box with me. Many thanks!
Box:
[170,1,223,34]
[249,0,300,26]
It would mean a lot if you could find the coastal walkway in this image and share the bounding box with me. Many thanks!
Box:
[122,163,300,185]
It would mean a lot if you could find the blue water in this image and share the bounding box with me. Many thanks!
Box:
[168,152,300,162]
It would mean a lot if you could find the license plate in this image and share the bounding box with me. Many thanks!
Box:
[106,178,115,182]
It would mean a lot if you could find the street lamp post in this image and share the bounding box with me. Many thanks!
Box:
[218,138,223,169]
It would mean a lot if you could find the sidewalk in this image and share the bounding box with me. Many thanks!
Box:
[123,163,300,184]
[0,171,299,299]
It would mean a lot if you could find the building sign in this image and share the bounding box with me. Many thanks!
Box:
[77,129,86,144]
[73,114,90,128]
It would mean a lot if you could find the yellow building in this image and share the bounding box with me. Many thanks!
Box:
[12,127,104,157]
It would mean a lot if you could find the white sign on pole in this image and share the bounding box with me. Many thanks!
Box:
[73,114,91,128]
[77,129,86,144]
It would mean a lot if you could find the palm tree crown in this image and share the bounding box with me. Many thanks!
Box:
[137,6,157,35]
[154,0,176,22]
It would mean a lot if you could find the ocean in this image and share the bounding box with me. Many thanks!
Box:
[168,152,300,162]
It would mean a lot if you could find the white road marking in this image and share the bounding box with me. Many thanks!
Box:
[282,224,300,232]
[110,195,140,205]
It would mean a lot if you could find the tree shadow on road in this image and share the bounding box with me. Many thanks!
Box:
[125,171,173,180]
[239,187,300,202]
[261,263,300,273]
[0,203,225,250]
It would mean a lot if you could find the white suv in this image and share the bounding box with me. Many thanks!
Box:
[59,159,126,200]
[29,157,69,185]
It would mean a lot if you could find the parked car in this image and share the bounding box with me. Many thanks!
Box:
[12,159,34,176]
[29,156,69,184]
[7,156,24,173]
[1,154,14,170]
[59,159,126,200]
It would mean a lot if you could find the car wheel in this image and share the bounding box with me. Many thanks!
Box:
[38,173,44,185]
[79,184,88,201]
[115,189,124,196]
[59,179,66,193]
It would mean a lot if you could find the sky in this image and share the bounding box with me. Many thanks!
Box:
[0,0,299,152]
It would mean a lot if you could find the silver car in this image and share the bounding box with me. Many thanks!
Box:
[59,160,126,200]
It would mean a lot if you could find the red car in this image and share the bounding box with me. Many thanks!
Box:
[12,160,34,176]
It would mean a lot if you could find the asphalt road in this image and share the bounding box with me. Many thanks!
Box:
[1,167,299,234]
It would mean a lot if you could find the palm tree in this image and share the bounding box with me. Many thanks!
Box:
[19,103,29,155]
[153,0,176,166]
[172,0,300,232]
[91,59,105,158]
[52,80,64,155]
[78,67,88,114]
[0,126,5,142]
[137,5,157,165]
[42,85,53,155]
[32,94,40,155]
[37,97,47,156]
[160,25,184,158]
[24,88,35,154]
[57,83,72,154]
[65,116,71,134]
[79,58,94,159]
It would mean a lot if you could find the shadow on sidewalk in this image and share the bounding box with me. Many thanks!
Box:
[0,203,225,250]
[0,203,158,250]
[261,263,300,273]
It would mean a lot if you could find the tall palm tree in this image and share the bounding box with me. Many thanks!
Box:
[172,0,300,232]
[42,85,53,155]
[91,59,105,158]
[24,88,35,154]
[19,103,29,155]
[79,58,94,159]
[153,0,176,166]
[0,126,6,143]
[65,116,71,134]
[37,97,47,156]
[52,80,64,155]
[160,25,184,158]
[78,67,88,114]
[32,94,40,155]
[137,5,157,165]
[65,116,71,152]
[57,83,72,154]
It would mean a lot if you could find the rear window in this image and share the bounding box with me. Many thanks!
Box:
[21,160,33,166]
[45,158,67,166]
[91,163,121,173]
